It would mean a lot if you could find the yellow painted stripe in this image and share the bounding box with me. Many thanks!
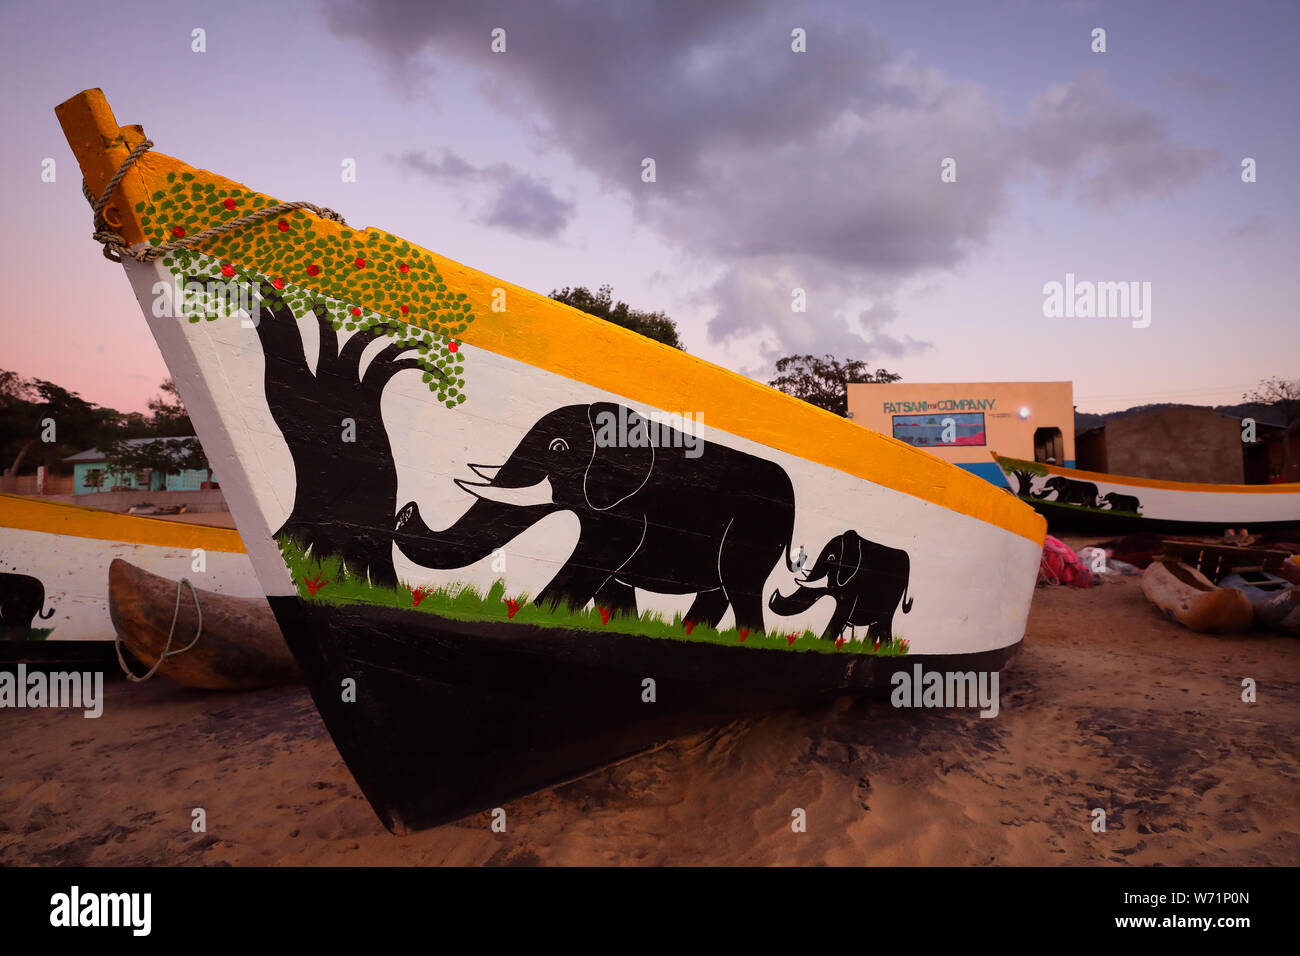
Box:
[56,89,1045,545]
[0,494,246,552]
[991,451,1300,494]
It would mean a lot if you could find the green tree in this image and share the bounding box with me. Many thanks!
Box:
[768,354,901,417]
[549,284,685,350]
[101,379,208,487]
[1245,377,1300,478]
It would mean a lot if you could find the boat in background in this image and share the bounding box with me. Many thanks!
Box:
[58,89,1046,833]
[1140,560,1254,634]
[1218,569,1300,634]
[1,493,259,663]
[992,452,1300,533]
[108,559,296,688]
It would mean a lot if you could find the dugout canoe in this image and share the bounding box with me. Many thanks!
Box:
[1218,569,1300,634]
[108,559,295,688]
[58,89,1047,833]
[0,493,259,663]
[1140,560,1254,634]
[993,453,1300,534]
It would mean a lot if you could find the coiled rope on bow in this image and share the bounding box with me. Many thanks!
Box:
[115,577,204,683]
[82,138,349,262]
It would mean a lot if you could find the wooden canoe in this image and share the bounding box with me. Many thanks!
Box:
[992,453,1300,533]
[1218,570,1300,633]
[108,559,296,689]
[1140,560,1254,634]
[58,89,1046,833]
[0,493,257,662]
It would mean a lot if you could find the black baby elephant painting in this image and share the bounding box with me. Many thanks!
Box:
[1099,491,1142,514]
[0,573,56,629]
[394,402,799,631]
[768,530,913,642]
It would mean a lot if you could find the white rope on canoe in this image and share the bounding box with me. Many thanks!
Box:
[81,138,349,263]
[115,577,203,683]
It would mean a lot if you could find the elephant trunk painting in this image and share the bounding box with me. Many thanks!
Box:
[394,402,798,630]
[768,530,913,642]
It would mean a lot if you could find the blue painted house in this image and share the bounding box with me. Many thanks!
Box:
[63,437,215,495]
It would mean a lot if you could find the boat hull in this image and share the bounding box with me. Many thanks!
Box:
[1140,561,1254,634]
[270,596,1021,832]
[992,453,1300,533]
[109,559,296,689]
[0,493,256,659]
[56,89,1046,833]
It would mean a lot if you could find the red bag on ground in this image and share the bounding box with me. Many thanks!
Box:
[1039,534,1100,588]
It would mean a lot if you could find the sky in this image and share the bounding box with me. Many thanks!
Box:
[1,0,1296,414]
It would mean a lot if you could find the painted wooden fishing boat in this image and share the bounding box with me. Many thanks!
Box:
[0,493,259,662]
[58,89,1047,833]
[108,559,296,688]
[993,452,1300,533]
[1140,560,1254,634]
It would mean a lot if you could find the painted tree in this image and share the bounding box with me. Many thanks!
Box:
[230,276,462,588]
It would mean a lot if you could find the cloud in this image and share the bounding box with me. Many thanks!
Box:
[1227,215,1271,239]
[332,2,1219,363]
[1018,71,1222,205]
[1167,69,1235,103]
[392,149,573,239]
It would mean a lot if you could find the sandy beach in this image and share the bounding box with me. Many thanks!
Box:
[3,553,1297,866]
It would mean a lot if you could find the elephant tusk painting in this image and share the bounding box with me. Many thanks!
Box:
[55,88,1047,834]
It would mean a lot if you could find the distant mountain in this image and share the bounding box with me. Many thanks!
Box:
[1075,401,1286,434]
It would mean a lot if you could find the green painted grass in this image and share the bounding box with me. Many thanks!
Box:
[277,537,909,656]
[0,626,55,642]
[1028,497,1141,518]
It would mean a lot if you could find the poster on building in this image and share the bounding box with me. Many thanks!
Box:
[892,412,987,447]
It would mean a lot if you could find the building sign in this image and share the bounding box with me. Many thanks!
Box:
[892,412,987,448]
[882,398,996,414]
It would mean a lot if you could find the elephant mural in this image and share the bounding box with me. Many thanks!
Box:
[768,530,913,642]
[1099,491,1142,514]
[0,573,56,629]
[1036,476,1099,508]
[393,402,798,630]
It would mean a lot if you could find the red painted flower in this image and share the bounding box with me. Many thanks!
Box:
[398,262,410,274]
[737,628,749,643]
[683,619,695,635]
[223,198,236,211]
[411,586,427,607]
[171,226,185,238]
[220,264,235,278]
[598,606,612,625]
[351,307,362,316]
[354,257,366,269]
[277,219,289,232]
[835,637,845,650]
[306,264,320,277]
[272,277,285,290]
[302,574,328,596]
[504,598,521,620]
[448,342,459,353]
[786,632,798,646]
[400,304,409,314]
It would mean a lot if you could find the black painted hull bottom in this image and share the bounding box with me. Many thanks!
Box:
[269,598,1021,833]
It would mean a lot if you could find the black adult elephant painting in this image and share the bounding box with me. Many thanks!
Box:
[393,402,797,630]
[1036,476,1100,508]
[768,530,913,642]
[0,573,56,629]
